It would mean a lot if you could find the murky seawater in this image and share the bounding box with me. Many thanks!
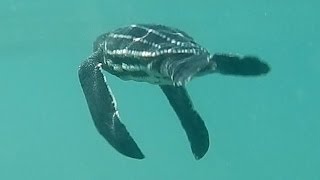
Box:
[1,0,319,179]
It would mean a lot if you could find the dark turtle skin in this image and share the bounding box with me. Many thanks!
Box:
[78,24,270,160]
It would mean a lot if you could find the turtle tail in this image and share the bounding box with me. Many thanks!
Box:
[211,53,270,76]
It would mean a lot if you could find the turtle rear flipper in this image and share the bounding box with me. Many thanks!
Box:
[79,58,144,159]
[211,53,270,76]
[160,85,209,160]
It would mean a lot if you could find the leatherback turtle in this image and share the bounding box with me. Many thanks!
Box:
[78,24,270,160]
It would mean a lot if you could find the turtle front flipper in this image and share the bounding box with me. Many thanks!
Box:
[211,53,270,76]
[79,58,144,159]
[160,85,209,160]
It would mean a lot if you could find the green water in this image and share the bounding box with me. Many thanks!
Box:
[1,0,319,179]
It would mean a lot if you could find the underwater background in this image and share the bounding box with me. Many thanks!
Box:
[1,0,319,179]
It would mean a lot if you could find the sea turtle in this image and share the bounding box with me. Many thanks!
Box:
[78,24,270,160]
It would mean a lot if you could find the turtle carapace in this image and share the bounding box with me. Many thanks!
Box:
[78,24,270,160]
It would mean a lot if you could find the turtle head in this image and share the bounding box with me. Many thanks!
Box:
[210,53,270,76]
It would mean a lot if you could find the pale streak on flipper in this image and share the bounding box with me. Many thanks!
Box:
[78,57,144,159]
[160,85,209,160]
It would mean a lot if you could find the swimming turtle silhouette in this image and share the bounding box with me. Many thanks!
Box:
[78,24,270,160]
